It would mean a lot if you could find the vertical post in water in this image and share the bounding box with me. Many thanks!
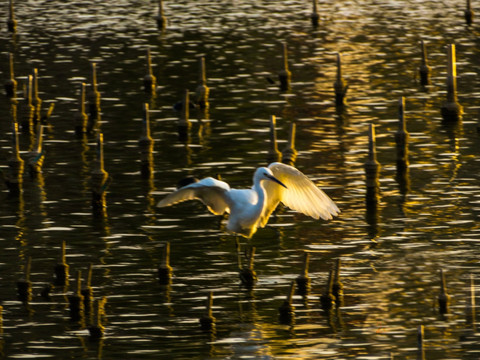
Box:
[6,108,24,195]
[156,0,167,29]
[282,122,297,166]
[195,56,209,109]
[295,252,311,296]
[158,242,173,285]
[75,83,88,136]
[395,97,409,169]
[417,325,425,360]
[365,124,380,200]
[278,42,291,91]
[334,53,348,106]
[54,240,69,286]
[7,0,17,32]
[419,40,431,86]
[278,281,296,325]
[91,133,109,211]
[28,124,45,178]
[465,0,474,25]
[311,0,319,27]
[68,270,85,323]
[178,89,191,141]
[333,258,344,306]
[5,53,17,97]
[320,268,336,311]
[89,297,106,340]
[87,62,101,133]
[144,48,157,95]
[466,274,476,331]
[199,292,216,331]
[81,263,94,319]
[267,115,281,163]
[438,269,451,315]
[139,103,154,178]
[441,44,463,122]
[32,68,42,125]
[17,257,32,303]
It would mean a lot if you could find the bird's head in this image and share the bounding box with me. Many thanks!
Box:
[255,167,287,188]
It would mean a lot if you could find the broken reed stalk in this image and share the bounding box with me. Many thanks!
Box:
[332,258,344,306]
[178,89,191,141]
[87,62,101,133]
[417,325,425,360]
[81,263,94,317]
[365,124,380,209]
[89,297,106,340]
[32,68,42,125]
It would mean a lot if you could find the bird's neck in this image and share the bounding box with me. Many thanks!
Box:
[253,181,267,210]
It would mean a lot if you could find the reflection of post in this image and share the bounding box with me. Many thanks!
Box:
[139,103,154,179]
[6,110,24,195]
[278,42,291,91]
[158,242,172,285]
[396,97,410,196]
[17,257,32,303]
[441,44,463,122]
[68,270,85,323]
[267,115,281,163]
[91,133,109,212]
[32,68,42,125]
[419,40,431,86]
[81,263,94,321]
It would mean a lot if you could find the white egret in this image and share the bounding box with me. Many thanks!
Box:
[157,162,340,238]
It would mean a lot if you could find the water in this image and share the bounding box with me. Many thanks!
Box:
[1,0,480,359]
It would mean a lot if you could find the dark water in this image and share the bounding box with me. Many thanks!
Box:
[1,0,480,359]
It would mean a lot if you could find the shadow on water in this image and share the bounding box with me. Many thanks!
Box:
[1,0,480,359]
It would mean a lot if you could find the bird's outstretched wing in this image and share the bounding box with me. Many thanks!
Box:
[259,162,340,226]
[157,177,231,215]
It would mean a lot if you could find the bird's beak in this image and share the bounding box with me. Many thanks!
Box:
[266,174,287,189]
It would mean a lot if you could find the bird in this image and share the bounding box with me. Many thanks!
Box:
[157,162,340,238]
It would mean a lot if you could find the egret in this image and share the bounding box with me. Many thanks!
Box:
[157,162,340,238]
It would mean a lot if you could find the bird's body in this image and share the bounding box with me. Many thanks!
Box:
[157,162,340,238]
